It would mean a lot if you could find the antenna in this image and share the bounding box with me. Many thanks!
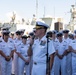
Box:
[75,0,76,6]
[54,6,55,19]
[36,0,38,18]
[43,6,45,17]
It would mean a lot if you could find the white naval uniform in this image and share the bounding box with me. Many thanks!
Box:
[54,40,68,75]
[17,43,30,75]
[13,38,22,75]
[32,35,55,75]
[0,38,15,75]
[0,37,2,74]
[69,39,76,75]
[51,38,58,75]
[27,39,33,75]
[63,37,72,75]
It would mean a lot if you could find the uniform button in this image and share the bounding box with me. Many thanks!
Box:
[34,62,37,65]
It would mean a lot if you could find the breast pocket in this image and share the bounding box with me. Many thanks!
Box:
[20,47,25,54]
[62,45,66,50]
[8,45,13,50]
[57,45,59,50]
[32,43,36,49]
[2,45,5,49]
[39,45,47,53]
[2,45,6,52]
[72,42,76,45]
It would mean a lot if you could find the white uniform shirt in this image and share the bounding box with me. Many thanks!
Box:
[17,43,29,58]
[13,38,22,49]
[56,40,68,55]
[52,38,58,50]
[69,39,76,57]
[32,35,55,63]
[63,37,71,46]
[0,38,15,56]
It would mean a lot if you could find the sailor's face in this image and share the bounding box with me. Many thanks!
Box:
[52,33,56,38]
[35,28,43,37]
[58,36,62,40]
[22,38,27,44]
[63,33,68,37]
[16,34,21,38]
[3,33,9,39]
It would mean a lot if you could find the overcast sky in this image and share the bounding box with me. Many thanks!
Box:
[0,0,76,23]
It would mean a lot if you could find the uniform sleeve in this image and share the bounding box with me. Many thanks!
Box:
[55,41,58,50]
[16,45,21,53]
[64,42,68,50]
[69,40,72,46]
[11,43,15,51]
[48,40,55,55]
[0,43,2,50]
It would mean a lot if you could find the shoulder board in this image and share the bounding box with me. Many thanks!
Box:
[10,40,13,43]
[14,38,16,40]
[18,43,21,46]
[64,41,66,42]
[63,45,66,46]
[73,41,75,43]
[0,40,2,42]
[55,41,58,42]
[21,46,24,48]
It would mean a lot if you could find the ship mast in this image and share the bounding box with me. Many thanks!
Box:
[43,6,45,17]
[36,0,38,18]
[68,2,76,32]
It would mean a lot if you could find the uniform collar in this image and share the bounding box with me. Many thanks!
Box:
[16,38,22,41]
[38,35,46,42]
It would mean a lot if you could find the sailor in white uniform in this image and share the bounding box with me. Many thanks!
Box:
[51,30,58,75]
[63,30,72,75]
[69,30,76,75]
[17,35,30,75]
[10,32,15,39]
[54,32,68,75]
[13,30,22,75]
[28,21,55,75]
[27,32,35,75]
[0,27,15,75]
[19,29,25,36]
